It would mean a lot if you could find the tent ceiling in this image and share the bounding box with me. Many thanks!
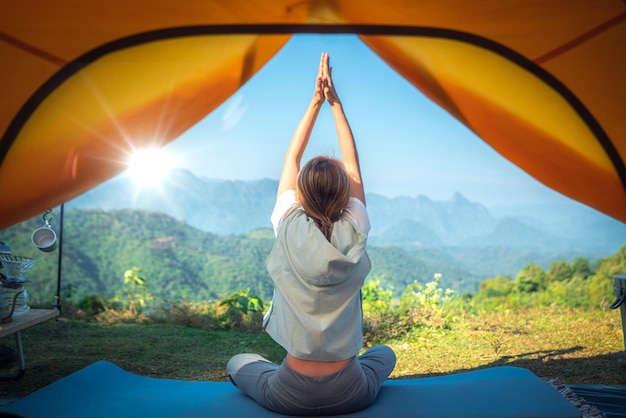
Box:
[1,1,625,229]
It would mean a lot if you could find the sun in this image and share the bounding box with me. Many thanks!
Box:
[126,148,177,187]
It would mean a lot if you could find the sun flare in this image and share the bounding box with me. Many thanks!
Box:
[126,148,176,187]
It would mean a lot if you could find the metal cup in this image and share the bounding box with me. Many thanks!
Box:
[31,227,58,252]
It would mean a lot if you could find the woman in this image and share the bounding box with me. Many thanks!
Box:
[226,52,396,416]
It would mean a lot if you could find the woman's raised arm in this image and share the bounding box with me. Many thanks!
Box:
[275,55,325,199]
[321,53,365,205]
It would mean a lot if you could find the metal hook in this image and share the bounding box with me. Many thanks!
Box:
[42,209,53,227]
[612,275,626,309]
[610,290,626,310]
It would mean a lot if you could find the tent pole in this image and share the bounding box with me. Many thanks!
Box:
[55,203,64,313]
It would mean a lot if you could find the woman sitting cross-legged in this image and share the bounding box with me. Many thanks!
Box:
[226,52,396,416]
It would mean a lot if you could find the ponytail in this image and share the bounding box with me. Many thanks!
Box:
[316,215,334,242]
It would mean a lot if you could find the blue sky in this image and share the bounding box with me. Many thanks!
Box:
[158,34,573,208]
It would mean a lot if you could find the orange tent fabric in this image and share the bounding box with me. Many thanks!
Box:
[1,0,625,229]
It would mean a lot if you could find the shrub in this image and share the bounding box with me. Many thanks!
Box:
[362,278,393,313]
[363,274,455,344]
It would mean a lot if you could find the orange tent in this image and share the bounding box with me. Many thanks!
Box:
[1,0,625,229]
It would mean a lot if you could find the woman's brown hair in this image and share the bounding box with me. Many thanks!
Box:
[297,156,351,241]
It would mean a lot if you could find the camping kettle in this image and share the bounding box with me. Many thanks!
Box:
[0,287,22,323]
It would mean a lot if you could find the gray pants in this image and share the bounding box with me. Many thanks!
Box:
[226,345,396,416]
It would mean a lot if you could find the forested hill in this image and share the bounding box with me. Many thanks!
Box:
[3,206,622,308]
[4,208,482,305]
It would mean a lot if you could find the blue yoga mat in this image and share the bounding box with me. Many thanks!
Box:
[0,361,580,418]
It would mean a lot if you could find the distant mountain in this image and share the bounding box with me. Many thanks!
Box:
[70,170,276,235]
[370,219,444,247]
[68,168,626,277]
[458,217,570,249]
[366,192,497,243]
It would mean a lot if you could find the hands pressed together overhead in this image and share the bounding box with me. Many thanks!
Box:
[314,52,340,106]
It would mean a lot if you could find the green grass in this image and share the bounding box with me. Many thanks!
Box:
[0,320,285,398]
[388,307,625,384]
[0,306,624,398]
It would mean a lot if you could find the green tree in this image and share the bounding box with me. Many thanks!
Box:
[546,261,572,284]
[478,276,515,298]
[587,273,613,307]
[596,244,626,278]
[543,276,586,307]
[570,257,592,279]
[471,275,515,311]
[587,244,626,306]
[515,263,545,293]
